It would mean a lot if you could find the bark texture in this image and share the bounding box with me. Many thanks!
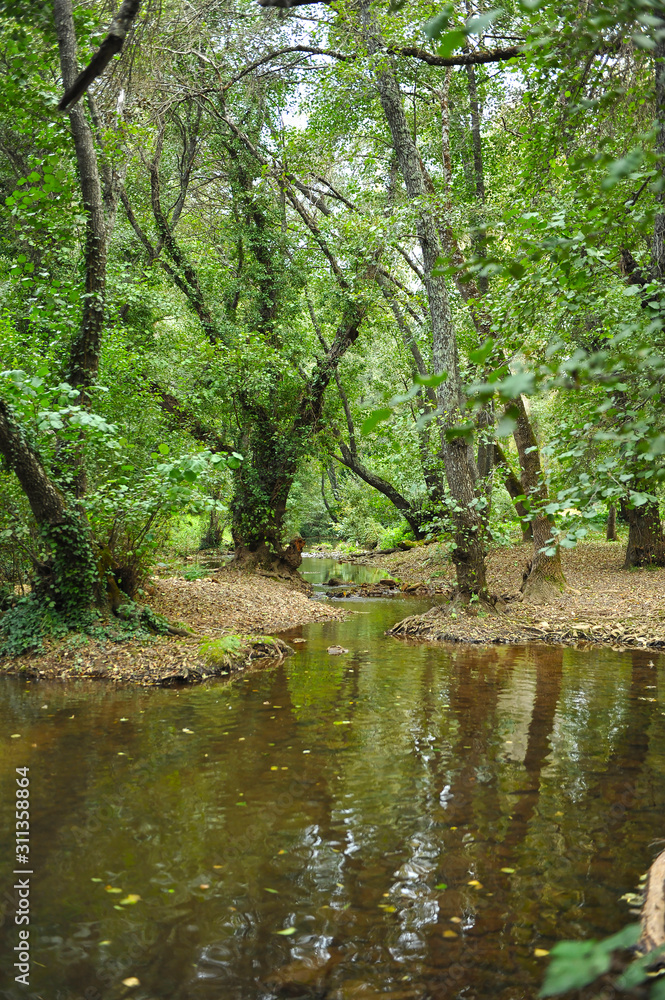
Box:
[359,0,487,599]
[53,0,108,401]
[606,503,618,542]
[58,0,142,111]
[638,848,665,956]
[494,444,532,542]
[512,397,566,600]
[0,400,97,614]
[623,501,665,568]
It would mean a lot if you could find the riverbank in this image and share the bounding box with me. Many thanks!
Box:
[0,569,347,686]
[327,541,665,651]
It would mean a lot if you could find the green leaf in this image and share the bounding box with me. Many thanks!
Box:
[506,262,526,279]
[276,927,297,935]
[539,941,612,996]
[158,443,169,455]
[465,9,504,34]
[414,372,448,387]
[435,882,448,890]
[361,408,392,434]
[437,29,468,57]
[469,337,494,366]
[424,6,454,39]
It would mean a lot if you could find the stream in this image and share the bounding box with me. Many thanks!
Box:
[1,556,664,1000]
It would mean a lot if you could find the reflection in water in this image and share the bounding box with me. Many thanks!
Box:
[0,562,664,1000]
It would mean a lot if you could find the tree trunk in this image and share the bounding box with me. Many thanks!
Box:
[638,848,665,956]
[511,397,566,601]
[53,0,114,498]
[494,443,533,542]
[0,400,98,616]
[359,0,488,601]
[606,504,618,541]
[623,500,665,567]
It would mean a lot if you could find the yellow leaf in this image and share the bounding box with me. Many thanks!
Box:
[534,949,550,958]
[467,880,482,887]
[119,894,141,905]
[105,886,122,893]
[443,930,458,938]
[122,977,140,987]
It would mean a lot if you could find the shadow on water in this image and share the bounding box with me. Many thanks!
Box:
[0,558,664,999]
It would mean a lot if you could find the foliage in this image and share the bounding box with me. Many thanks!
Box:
[540,924,665,998]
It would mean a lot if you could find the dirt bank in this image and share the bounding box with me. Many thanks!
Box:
[332,541,665,651]
[1,570,347,686]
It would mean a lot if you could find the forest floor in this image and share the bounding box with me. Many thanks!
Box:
[0,569,346,686]
[327,540,665,651]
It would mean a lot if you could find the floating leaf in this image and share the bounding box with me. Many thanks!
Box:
[182,728,194,734]
[122,978,140,988]
[264,887,279,894]
[501,868,516,874]
[435,883,448,890]
[534,948,550,957]
[276,927,297,935]
[119,894,141,905]
[443,929,458,938]
[105,886,122,894]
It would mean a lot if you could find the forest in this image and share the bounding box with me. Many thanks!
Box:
[0,1,665,998]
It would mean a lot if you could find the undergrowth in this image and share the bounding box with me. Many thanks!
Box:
[0,595,174,657]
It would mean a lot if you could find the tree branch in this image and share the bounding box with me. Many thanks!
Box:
[58,0,142,111]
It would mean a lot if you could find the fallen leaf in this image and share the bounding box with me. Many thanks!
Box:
[105,886,122,893]
[500,868,515,874]
[119,894,141,905]
[534,949,550,958]
[443,930,458,938]
[276,927,297,935]
[121,977,140,987]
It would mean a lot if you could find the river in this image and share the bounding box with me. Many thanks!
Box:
[1,556,664,999]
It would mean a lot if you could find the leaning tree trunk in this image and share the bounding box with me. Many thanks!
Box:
[0,401,98,616]
[623,500,665,568]
[359,0,488,602]
[494,443,533,542]
[512,397,566,601]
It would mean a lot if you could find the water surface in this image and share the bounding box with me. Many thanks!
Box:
[1,558,664,1000]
